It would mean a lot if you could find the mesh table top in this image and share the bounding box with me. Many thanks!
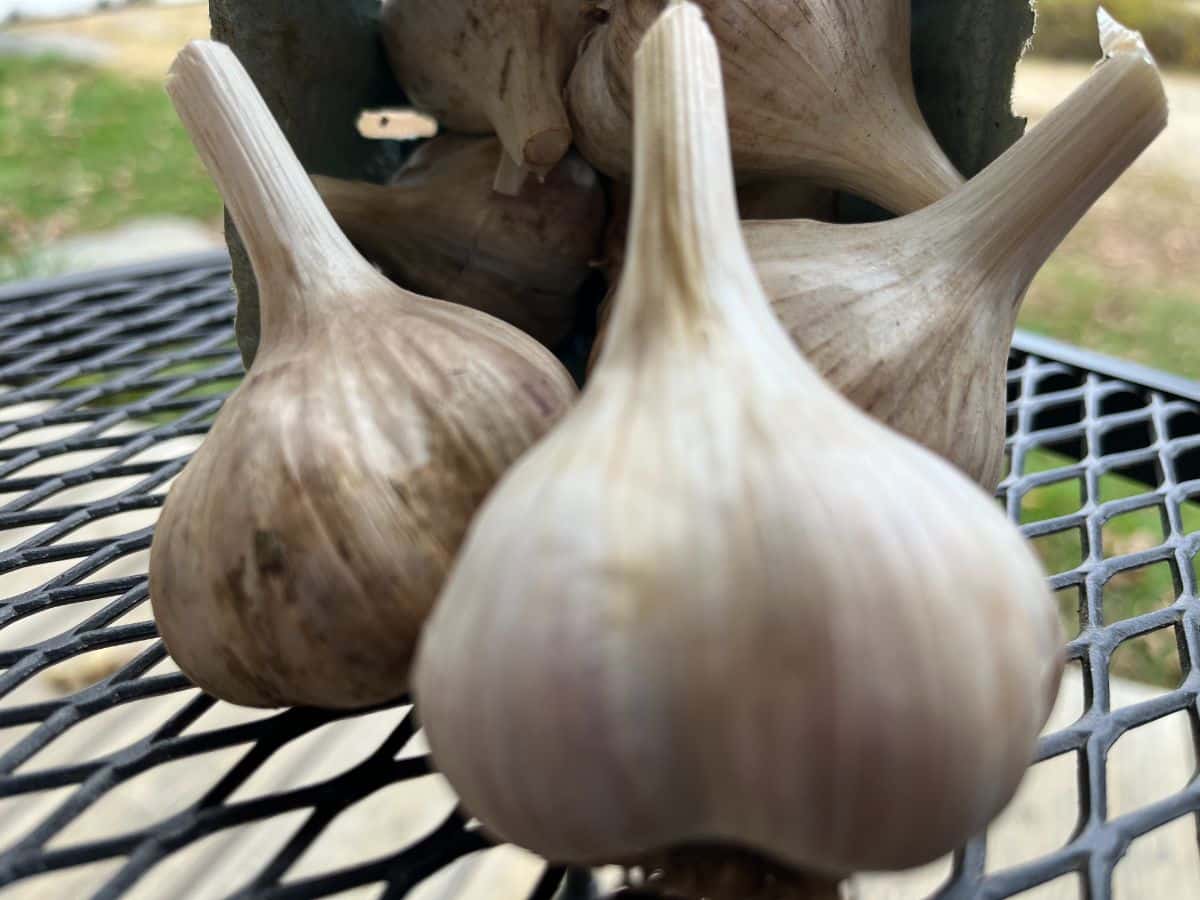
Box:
[0,253,1198,900]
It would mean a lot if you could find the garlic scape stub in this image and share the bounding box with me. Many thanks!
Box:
[152,42,577,710]
[314,136,606,348]
[746,11,1169,490]
[381,0,589,191]
[566,0,963,213]
[416,1,1062,879]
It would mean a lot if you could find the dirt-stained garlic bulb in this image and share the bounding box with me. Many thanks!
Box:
[151,41,576,710]
[745,10,1168,490]
[415,1,1062,880]
[315,135,606,347]
[381,0,589,192]
[567,0,962,213]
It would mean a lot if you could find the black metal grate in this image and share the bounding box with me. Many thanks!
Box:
[0,253,1197,899]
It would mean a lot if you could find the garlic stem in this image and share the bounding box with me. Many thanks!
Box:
[941,14,1167,307]
[167,42,373,342]
[493,152,531,196]
[604,0,771,361]
[490,60,574,178]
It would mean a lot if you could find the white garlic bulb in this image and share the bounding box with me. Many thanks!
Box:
[415,0,1062,881]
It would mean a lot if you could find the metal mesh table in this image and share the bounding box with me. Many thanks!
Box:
[0,253,1197,899]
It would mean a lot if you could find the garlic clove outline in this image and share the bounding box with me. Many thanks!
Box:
[415,0,1063,879]
[745,9,1169,489]
[566,0,964,213]
[381,0,590,193]
[151,41,577,710]
[315,135,607,348]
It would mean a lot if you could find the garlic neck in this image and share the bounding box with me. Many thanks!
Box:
[941,20,1167,316]
[601,2,777,363]
[167,42,380,349]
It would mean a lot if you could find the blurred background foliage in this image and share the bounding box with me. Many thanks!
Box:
[1033,0,1200,68]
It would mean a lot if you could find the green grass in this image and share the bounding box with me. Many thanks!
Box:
[1019,261,1200,381]
[59,354,242,425]
[1033,0,1200,69]
[1020,450,1200,688]
[0,53,221,278]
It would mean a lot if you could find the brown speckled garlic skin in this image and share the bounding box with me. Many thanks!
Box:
[151,295,575,709]
[315,135,607,347]
[381,0,590,178]
[747,216,1016,491]
[153,41,577,709]
[567,0,962,213]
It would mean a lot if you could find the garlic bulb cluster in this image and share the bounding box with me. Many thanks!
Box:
[315,135,606,347]
[415,2,1062,881]
[745,12,1168,489]
[151,42,576,709]
[567,0,963,213]
[381,0,589,190]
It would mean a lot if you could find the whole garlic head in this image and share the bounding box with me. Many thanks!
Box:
[151,42,577,709]
[746,10,1169,489]
[415,1,1062,878]
[567,0,963,213]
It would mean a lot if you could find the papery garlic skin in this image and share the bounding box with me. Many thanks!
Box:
[152,42,576,710]
[416,1,1062,877]
[566,0,963,214]
[316,136,606,347]
[746,11,1169,490]
[381,0,588,188]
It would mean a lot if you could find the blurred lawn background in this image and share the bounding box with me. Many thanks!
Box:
[0,0,1198,686]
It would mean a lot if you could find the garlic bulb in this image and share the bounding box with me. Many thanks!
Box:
[566,0,963,213]
[381,0,589,191]
[151,42,576,710]
[745,10,1168,490]
[415,1,1062,880]
[315,135,606,347]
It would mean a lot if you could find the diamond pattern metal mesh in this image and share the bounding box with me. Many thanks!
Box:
[0,253,1196,900]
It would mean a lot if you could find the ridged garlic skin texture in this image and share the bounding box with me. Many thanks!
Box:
[416,2,1063,877]
[746,18,1169,490]
[567,0,962,213]
[416,352,1063,873]
[381,0,589,179]
[152,300,576,709]
[152,41,577,710]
